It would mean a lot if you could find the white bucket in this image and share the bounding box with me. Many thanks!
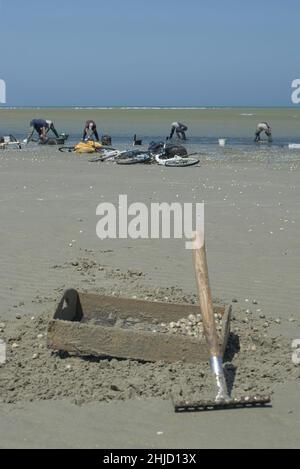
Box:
[219,138,226,147]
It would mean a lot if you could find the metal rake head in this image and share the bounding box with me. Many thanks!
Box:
[173,395,272,413]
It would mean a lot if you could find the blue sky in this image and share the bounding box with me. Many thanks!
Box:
[0,0,299,106]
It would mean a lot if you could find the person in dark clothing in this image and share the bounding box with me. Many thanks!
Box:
[254,122,272,142]
[25,119,59,143]
[82,120,100,142]
[169,122,188,140]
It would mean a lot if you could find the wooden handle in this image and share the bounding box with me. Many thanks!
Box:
[193,231,220,357]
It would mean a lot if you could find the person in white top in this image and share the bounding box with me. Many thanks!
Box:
[169,122,188,140]
[254,122,272,142]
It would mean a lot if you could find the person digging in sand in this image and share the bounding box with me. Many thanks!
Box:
[24,119,60,144]
[169,122,188,141]
[254,122,272,143]
[82,120,100,142]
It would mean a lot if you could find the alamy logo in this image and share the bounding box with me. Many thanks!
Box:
[291,79,300,104]
[292,339,300,366]
[0,79,6,103]
[96,195,204,250]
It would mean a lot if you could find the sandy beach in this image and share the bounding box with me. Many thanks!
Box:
[0,145,300,448]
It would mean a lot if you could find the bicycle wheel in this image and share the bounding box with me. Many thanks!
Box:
[59,146,75,153]
[89,150,121,162]
[165,157,199,167]
[46,138,58,145]
[117,154,152,165]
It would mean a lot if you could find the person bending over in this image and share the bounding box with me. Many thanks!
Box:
[82,120,100,142]
[25,119,59,143]
[254,122,272,142]
[169,122,188,140]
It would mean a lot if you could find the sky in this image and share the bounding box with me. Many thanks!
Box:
[0,0,299,107]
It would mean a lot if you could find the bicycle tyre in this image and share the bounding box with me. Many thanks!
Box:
[59,146,75,153]
[117,154,152,165]
[165,157,199,167]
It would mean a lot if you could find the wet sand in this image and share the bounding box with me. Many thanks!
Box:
[0,146,300,448]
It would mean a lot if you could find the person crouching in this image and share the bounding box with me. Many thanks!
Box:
[255,122,272,142]
[82,120,100,142]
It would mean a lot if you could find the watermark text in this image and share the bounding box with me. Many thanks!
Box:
[96,195,204,250]
[291,79,300,104]
[0,78,6,103]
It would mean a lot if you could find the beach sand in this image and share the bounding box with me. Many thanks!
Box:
[0,146,299,448]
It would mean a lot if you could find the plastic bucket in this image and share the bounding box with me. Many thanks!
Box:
[218,138,226,147]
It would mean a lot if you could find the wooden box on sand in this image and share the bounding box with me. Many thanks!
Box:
[47,289,231,364]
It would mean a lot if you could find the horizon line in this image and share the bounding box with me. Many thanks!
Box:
[0,105,299,110]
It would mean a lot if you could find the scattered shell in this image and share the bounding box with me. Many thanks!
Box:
[12,343,19,349]
[32,353,39,360]
[37,334,44,339]
[275,319,281,324]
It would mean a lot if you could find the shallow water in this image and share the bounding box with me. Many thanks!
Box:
[1,107,300,163]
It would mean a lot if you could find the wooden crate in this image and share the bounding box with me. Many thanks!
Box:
[47,289,231,364]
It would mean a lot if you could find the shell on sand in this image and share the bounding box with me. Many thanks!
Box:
[165,313,223,339]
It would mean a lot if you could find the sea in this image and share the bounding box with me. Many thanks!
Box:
[1,107,300,163]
